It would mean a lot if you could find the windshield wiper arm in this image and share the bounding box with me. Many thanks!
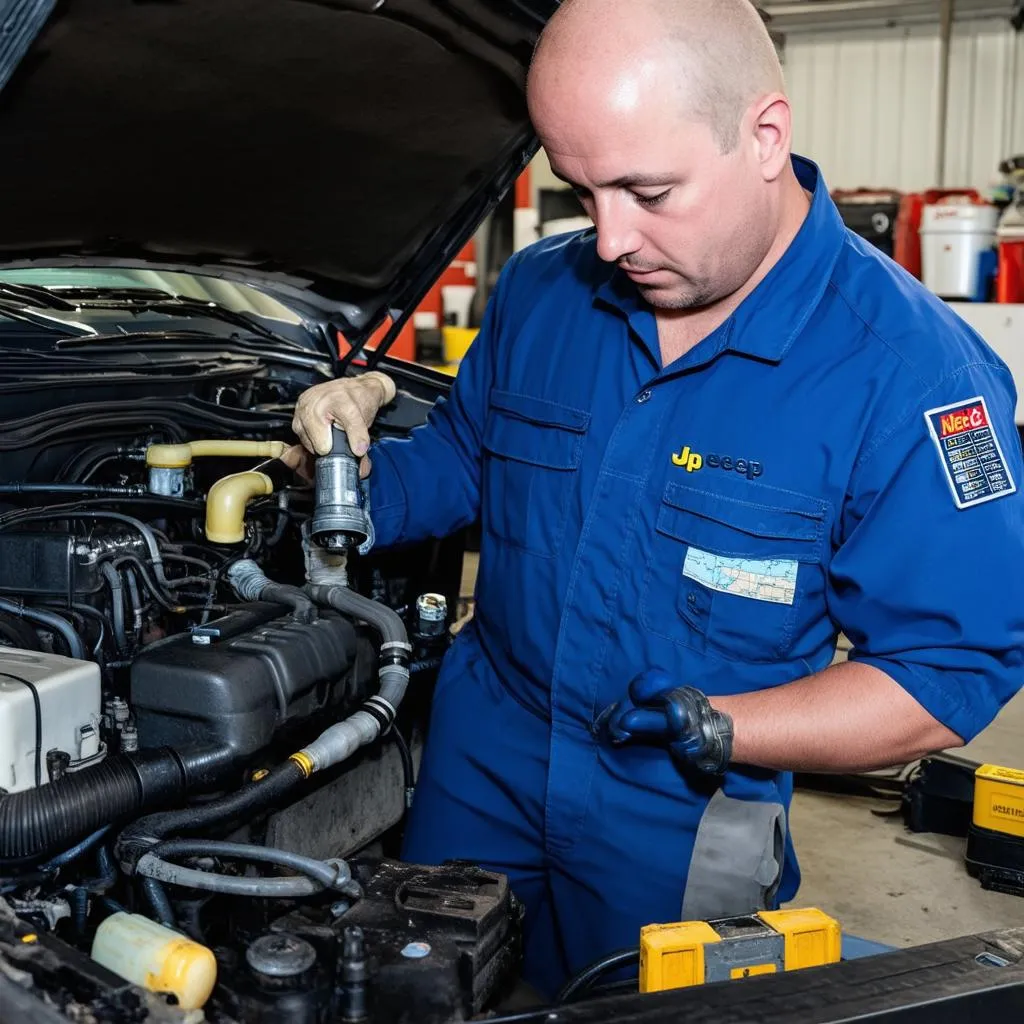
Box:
[0,282,79,311]
[0,298,93,336]
[142,297,286,343]
[53,329,329,372]
[39,286,286,343]
[0,283,287,343]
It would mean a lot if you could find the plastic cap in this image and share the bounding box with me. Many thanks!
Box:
[151,938,218,1010]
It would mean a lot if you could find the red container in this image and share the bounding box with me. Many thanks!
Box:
[996,239,1024,303]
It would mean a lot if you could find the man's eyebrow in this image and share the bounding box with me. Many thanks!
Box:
[549,169,675,190]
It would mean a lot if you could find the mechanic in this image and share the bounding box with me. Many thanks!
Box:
[291,0,1024,998]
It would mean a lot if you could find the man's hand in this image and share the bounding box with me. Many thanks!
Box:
[278,444,315,482]
[291,371,396,478]
[597,670,734,775]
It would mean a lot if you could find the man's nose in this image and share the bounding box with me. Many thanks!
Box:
[592,197,642,265]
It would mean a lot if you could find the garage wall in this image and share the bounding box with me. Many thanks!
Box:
[784,18,1024,192]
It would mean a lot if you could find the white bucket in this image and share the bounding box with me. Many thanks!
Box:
[441,284,475,328]
[920,203,999,299]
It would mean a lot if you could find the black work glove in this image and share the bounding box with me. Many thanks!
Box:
[596,670,734,775]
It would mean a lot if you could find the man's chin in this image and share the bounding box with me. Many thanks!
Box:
[635,281,712,311]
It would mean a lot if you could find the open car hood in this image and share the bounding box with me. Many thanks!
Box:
[0,0,555,345]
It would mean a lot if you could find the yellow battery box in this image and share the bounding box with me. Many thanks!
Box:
[966,764,1024,897]
[639,909,841,993]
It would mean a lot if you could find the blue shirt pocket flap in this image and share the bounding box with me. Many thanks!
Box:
[657,482,825,562]
[483,390,590,471]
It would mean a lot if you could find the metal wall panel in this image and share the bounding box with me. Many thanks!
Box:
[784,19,1023,192]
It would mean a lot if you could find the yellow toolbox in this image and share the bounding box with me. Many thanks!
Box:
[967,763,1024,896]
[639,909,841,993]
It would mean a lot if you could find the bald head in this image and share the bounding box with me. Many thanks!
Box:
[530,0,784,153]
[526,0,804,313]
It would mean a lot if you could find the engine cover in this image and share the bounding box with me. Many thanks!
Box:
[130,603,365,762]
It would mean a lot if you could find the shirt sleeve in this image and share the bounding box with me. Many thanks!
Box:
[366,252,517,548]
[828,361,1024,743]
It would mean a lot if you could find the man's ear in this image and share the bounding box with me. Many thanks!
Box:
[749,94,792,182]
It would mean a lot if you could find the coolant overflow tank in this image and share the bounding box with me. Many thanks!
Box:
[91,913,216,1010]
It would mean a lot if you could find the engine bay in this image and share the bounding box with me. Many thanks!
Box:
[0,313,514,1023]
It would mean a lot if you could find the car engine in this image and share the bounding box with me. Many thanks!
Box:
[0,327,520,1023]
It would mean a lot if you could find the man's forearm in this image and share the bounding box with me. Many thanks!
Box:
[712,661,962,773]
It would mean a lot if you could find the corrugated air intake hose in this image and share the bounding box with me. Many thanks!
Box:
[0,749,199,864]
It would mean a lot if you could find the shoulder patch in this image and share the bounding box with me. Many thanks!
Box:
[924,396,1016,509]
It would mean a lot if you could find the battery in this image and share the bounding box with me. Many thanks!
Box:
[639,909,841,993]
[966,763,1024,897]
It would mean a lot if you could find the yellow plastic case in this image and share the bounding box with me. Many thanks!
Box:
[639,909,840,994]
[973,764,1024,839]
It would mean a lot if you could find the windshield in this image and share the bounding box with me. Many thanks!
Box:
[0,267,303,327]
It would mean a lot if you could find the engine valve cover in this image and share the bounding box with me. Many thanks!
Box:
[130,603,362,761]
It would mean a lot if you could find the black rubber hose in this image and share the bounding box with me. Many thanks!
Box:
[262,583,317,624]
[116,760,306,869]
[0,484,143,496]
[71,886,89,936]
[94,843,117,890]
[555,948,640,1004]
[109,555,181,615]
[0,751,186,863]
[0,498,202,533]
[149,839,348,890]
[99,563,128,654]
[0,598,86,660]
[39,827,111,872]
[161,552,215,574]
[141,876,176,928]
[391,728,415,808]
[59,442,126,483]
[81,452,139,484]
[124,567,144,640]
[227,561,316,623]
[306,584,407,648]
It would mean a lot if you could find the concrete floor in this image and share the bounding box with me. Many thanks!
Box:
[787,789,1024,945]
[457,551,1024,945]
[800,639,1024,944]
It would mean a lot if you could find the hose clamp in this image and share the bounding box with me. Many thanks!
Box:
[326,858,352,891]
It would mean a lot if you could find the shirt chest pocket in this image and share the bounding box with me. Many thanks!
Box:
[481,389,590,558]
[641,482,828,662]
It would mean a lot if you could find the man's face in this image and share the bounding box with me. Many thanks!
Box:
[530,71,776,311]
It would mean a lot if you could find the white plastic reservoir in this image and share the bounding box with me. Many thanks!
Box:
[92,912,217,1010]
[0,647,101,792]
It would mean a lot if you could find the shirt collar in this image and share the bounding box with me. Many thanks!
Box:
[593,155,847,365]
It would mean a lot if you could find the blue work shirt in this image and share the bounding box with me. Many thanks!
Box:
[368,156,1024,899]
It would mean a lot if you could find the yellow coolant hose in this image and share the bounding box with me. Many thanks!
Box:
[205,472,274,544]
[146,440,288,469]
